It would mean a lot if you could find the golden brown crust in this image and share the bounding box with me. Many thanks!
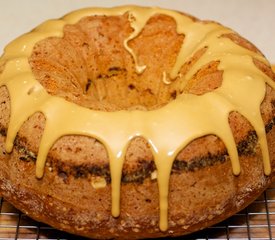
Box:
[0,10,275,240]
[0,126,274,239]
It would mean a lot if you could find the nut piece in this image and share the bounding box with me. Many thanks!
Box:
[91,176,107,189]
[151,170,158,180]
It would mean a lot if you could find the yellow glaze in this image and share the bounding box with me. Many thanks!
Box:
[0,6,274,232]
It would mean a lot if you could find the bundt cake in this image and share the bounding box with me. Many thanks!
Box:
[0,5,275,239]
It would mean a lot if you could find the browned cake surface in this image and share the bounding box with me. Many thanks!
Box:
[0,12,275,239]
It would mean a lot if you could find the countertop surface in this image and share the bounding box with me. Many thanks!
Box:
[0,0,274,63]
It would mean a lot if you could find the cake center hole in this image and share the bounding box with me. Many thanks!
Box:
[29,14,187,111]
[29,14,222,111]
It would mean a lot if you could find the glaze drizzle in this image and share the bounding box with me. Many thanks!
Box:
[0,6,274,231]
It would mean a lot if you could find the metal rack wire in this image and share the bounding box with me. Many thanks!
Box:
[0,182,274,240]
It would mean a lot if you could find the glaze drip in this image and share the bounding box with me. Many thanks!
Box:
[0,6,274,232]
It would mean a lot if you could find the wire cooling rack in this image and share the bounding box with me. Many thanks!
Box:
[0,183,274,240]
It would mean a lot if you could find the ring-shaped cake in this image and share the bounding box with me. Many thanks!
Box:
[0,5,275,239]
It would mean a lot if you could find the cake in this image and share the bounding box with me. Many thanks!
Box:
[0,5,274,239]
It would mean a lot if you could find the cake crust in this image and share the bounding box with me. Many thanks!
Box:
[0,125,274,239]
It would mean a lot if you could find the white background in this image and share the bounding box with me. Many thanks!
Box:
[0,0,274,63]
